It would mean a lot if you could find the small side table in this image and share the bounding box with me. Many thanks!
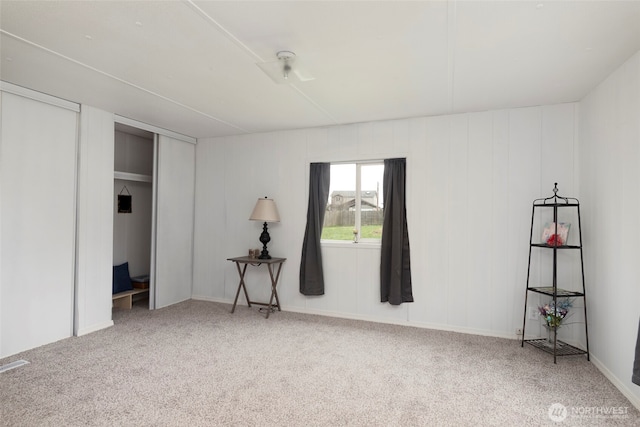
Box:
[227,256,286,318]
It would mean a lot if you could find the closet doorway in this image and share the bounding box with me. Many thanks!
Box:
[112,116,195,312]
[113,123,156,310]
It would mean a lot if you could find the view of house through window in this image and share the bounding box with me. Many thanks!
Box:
[321,162,384,242]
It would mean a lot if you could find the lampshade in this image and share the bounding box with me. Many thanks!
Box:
[249,197,280,222]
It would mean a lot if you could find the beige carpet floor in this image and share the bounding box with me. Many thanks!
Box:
[1,299,638,426]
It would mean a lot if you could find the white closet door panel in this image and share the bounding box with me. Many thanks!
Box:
[155,135,195,308]
[1,92,78,357]
[75,105,114,336]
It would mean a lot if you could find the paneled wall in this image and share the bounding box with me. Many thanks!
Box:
[76,106,115,336]
[193,103,579,340]
[579,50,640,407]
[0,88,79,357]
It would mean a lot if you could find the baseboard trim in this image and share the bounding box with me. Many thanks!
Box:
[191,296,520,340]
[590,354,640,411]
[75,320,114,337]
[191,295,237,305]
[284,305,519,340]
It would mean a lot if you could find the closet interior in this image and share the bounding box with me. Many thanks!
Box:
[113,123,155,310]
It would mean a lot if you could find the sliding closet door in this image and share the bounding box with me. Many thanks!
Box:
[154,135,195,308]
[0,90,78,357]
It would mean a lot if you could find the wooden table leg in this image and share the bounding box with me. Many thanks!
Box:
[265,262,283,319]
[231,262,250,313]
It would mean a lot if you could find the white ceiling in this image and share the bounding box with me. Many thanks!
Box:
[2,1,639,140]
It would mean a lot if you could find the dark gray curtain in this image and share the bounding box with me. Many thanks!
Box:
[300,163,330,295]
[380,158,413,305]
[634,318,640,385]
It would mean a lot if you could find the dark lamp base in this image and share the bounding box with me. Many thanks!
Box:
[258,222,272,260]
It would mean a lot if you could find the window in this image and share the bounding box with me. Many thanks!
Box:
[321,162,384,242]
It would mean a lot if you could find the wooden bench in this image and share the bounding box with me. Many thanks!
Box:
[112,288,149,310]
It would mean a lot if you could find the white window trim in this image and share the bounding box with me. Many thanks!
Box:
[321,160,384,246]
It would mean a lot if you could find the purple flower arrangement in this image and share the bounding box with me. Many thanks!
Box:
[538,299,572,328]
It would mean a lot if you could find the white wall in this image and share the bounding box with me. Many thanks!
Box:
[579,50,640,407]
[193,103,580,341]
[0,86,79,357]
[75,105,116,336]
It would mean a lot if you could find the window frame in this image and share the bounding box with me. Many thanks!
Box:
[321,160,384,245]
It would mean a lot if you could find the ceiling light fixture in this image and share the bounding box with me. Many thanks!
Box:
[257,51,315,84]
[278,51,294,80]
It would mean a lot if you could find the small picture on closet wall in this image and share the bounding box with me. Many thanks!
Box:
[118,186,132,214]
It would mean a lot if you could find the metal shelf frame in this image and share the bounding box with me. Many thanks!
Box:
[521,183,590,363]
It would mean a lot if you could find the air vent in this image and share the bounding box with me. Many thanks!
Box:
[0,359,29,373]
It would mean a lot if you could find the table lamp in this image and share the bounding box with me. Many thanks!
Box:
[249,197,280,259]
